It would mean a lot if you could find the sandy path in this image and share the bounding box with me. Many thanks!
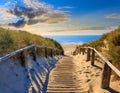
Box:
[47,44,120,93]
[62,44,76,55]
[47,55,89,93]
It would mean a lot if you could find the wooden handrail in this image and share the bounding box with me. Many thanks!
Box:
[79,46,120,88]
[0,44,63,62]
[36,45,61,52]
[87,47,120,77]
[0,44,35,62]
[0,44,63,93]
[36,45,52,49]
[94,48,120,76]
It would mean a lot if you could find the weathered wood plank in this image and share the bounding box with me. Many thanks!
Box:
[83,47,120,89]
[20,51,29,67]
[93,48,120,77]
[101,60,112,88]
[45,47,48,58]
[0,44,35,62]
[50,49,53,57]
[83,47,120,77]
[33,46,37,61]
[91,49,95,65]
[86,48,90,61]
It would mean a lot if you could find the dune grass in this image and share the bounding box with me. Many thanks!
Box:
[0,27,63,57]
[75,26,120,62]
[74,26,120,79]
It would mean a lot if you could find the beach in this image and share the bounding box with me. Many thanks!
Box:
[62,43,77,55]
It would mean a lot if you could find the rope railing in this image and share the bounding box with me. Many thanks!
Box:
[78,47,120,89]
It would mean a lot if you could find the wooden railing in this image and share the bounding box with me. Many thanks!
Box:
[0,44,64,92]
[77,47,120,89]
[0,44,64,66]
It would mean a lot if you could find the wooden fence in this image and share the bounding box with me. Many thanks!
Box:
[78,47,120,89]
[0,44,64,67]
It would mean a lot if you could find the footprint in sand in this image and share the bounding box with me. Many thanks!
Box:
[79,72,82,74]
[84,70,91,74]
[95,72,100,77]
[87,66,90,68]
[91,74,94,77]
[86,79,91,83]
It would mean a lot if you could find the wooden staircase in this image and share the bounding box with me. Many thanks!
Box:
[47,56,89,93]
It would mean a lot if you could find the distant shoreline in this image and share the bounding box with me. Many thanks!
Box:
[44,35,101,44]
[61,42,83,45]
[61,43,77,55]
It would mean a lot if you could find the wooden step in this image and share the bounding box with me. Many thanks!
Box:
[47,56,89,93]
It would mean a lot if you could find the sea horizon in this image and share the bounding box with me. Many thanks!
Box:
[44,35,101,44]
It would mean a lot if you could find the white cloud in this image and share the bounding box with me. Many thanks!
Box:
[23,0,52,9]
[0,0,69,27]
[105,13,120,19]
[58,6,74,10]
[0,6,18,24]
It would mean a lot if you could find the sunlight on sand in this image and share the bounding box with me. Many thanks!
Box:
[60,44,120,93]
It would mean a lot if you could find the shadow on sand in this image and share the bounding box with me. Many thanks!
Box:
[93,64,102,70]
[105,87,120,93]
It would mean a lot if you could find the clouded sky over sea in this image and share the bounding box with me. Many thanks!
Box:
[0,0,120,35]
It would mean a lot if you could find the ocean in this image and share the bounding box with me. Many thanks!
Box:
[44,35,101,44]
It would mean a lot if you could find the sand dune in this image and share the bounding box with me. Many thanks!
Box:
[57,44,120,93]
[62,44,77,55]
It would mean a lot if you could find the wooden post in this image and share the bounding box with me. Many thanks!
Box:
[45,47,48,58]
[86,48,90,61]
[20,51,28,67]
[91,49,95,65]
[54,50,56,56]
[53,50,55,56]
[50,49,53,57]
[33,47,37,61]
[57,50,59,56]
[56,50,58,56]
[80,48,82,54]
[62,51,64,55]
[101,60,112,88]
[81,48,84,55]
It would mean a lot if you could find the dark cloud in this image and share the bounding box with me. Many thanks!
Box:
[27,19,47,25]
[8,18,26,27]
[6,0,68,27]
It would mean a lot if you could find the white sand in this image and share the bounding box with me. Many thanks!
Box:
[0,43,120,93]
[0,55,60,93]
[62,44,77,55]
[62,43,120,93]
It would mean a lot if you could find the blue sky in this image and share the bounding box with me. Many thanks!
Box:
[0,0,120,35]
